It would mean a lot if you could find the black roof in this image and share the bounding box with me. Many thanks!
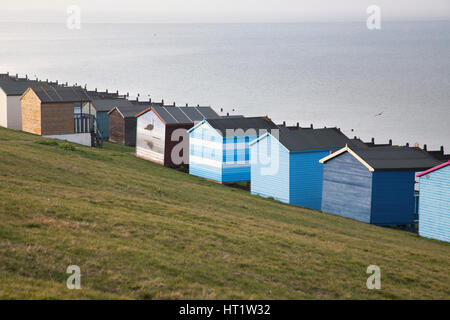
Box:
[349,146,442,171]
[271,127,354,151]
[111,104,149,118]
[0,77,59,96]
[91,98,134,112]
[207,116,278,136]
[150,106,219,124]
[30,86,91,103]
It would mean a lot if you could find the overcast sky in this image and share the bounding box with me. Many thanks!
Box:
[1,0,449,23]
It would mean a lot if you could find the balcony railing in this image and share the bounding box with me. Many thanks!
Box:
[74,114,94,133]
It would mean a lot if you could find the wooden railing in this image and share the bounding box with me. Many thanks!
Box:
[74,114,94,133]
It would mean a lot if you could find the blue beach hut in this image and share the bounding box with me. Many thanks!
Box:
[250,126,353,210]
[188,116,278,183]
[416,161,450,242]
[319,146,441,226]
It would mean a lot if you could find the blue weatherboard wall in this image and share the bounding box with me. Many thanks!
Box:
[96,111,109,139]
[250,133,339,210]
[418,166,450,242]
[321,152,373,223]
[250,134,290,203]
[189,121,257,183]
[371,170,416,225]
[289,150,334,210]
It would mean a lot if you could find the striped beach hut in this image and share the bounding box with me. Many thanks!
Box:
[416,161,450,242]
[135,105,219,167]
[188,116,278,183]
[319,146,441,226]
[250,126,353,210]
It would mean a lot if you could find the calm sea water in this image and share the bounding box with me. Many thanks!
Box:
[1,22,449,150]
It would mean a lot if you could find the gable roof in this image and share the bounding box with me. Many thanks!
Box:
[206,116,278,136]
[0,78,59,96]
[137,106,219,124]
[109,104,149,118]
[320,145,442,171]
[416,161,450,177]
[91,98,134,112]
[24,86,91,103]
[272,127,354,151]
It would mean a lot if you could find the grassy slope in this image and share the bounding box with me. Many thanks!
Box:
[0,127,448,300]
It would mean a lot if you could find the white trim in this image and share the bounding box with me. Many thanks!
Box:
[319,145,375,172]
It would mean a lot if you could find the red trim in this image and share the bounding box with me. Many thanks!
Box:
[135,107,167,125]
[416,161,450,177]
[135,107,152,118]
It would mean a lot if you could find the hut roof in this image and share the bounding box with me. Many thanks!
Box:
[320,145,442,172]
[91,98,134,112]
[138,106,219,124]
[205,116,278,136]
[271,127,354,151]
[0,77,59,96]
[25,86,91,103]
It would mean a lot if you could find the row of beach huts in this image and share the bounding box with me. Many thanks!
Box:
[0,72,448,243]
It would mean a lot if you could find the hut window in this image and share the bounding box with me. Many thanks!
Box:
[74,103,82,116]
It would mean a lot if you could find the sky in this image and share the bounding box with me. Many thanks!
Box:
[1,0,449,23]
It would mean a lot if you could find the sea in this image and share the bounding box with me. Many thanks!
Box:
[0,21,449,150]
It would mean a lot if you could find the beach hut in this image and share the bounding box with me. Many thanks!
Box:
[108,103,151,146]
[250,126,354,210]
[135,105,219,167]
[0,75,59,130]
[416,161,450,242]
[20,86,97,146]
[82,98,134,140]
[319,146,441,226]
[188,116,278,183]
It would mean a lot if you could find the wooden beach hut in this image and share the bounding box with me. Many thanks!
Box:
[135,105,219,167]
[108,103,149,146]
[416,161,450,242]
[0,74,59,130]
[319,146,441,226]
[20,86,99,147]
[188,116,278,183]
[250,126,355,210]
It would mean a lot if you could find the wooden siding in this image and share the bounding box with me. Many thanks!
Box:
[21,89,42,135]
[96,111,109,139]
[124,117,137,146]
[40,102,74,135]
[189,122,223,182]
[136,110,165,165]
[321,152,373,223]
[250,134,290,203]
[290,150,335,210]
[165,124,192,167]
[418,166,450,242]
[109,109,125,144]
[371,171,416,225]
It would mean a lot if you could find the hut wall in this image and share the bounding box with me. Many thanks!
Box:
[41,103,74,135]
[321,152,373,223]
[250,134,290,203]
[124,117,137,146]
[289,149,336,210]
[418,165,450,242]
[371,170,416,225]
[189,122,223,182]
[165,123,193,167]
[21,89,42,135]
[136,110,166,164]
[0,88,8,128]
[109,109,125,144]
[96,111,110,139]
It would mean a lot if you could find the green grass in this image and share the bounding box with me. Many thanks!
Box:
[0,127,448,299]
